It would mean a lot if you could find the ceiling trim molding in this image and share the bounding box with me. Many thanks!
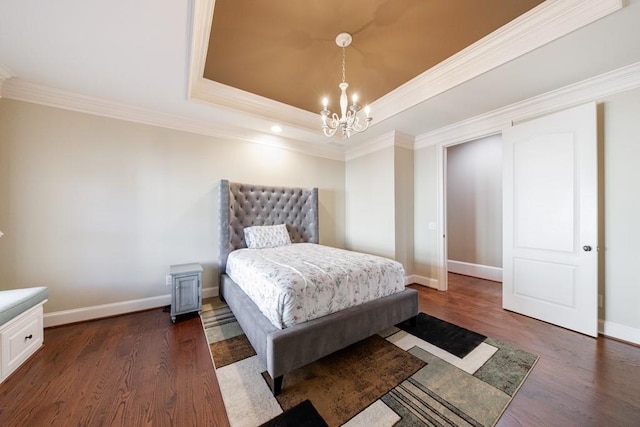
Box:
[189,0,624,135]
[344,131,415,162]
[374,0,624,124]
[344,131,396,162]
[0,78,346,161]
[415,61,640,149]
[394,132,415,151]
[188,0,214,95]
[188,0,319,132]
[0,64,14,98]
[190,77,320,130]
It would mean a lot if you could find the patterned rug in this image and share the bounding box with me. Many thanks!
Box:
[201,299,538,427]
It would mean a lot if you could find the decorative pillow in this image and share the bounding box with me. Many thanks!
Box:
[244,224,292,249]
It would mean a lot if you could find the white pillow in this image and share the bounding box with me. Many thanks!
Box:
[244,224,292,249]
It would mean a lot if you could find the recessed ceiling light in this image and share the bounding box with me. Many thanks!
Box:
[270,125,282,133]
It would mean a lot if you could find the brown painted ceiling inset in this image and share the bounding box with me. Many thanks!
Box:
[204,0,545,114]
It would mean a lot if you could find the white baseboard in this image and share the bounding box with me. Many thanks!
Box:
[45,286,639,346]
[202,287,219,299]
[599,319,640,346]
[44,286,219,328]
[447,260,502,282]
[405,275,438,289]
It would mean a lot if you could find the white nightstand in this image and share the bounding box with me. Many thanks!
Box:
[169,263,203,322]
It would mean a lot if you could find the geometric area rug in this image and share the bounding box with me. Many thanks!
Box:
[201,299,538,427]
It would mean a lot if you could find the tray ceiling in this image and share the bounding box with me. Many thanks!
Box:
[204,0,545,114]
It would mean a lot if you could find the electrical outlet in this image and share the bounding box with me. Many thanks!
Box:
[598,294,603,308]
[165,275,172,286]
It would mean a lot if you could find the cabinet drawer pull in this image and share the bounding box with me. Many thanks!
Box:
[25,334,33,341]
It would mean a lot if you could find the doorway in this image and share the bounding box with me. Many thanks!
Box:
[445,134,503,284]
[435,103,598,336]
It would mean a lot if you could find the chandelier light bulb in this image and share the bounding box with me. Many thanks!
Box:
[319,32,373,139]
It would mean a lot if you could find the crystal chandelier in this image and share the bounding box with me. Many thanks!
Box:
[320,33,372,139]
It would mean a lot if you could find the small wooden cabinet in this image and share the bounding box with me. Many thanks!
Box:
[170,263,203,323]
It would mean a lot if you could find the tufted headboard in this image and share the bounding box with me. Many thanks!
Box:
[218,180,319,273]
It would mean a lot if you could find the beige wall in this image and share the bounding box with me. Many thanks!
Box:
[345,146,395,259]
[394,146,414,273]
[446,134,502,267]
[413,145,439,280]
[3,85,639,337]
[0,99,345,313]
[601,87,640,331]
[344,139,415,275]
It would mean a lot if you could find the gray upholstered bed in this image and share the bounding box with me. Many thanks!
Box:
[218,179,418,395]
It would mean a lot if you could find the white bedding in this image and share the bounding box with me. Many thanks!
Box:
[225,243,406,329]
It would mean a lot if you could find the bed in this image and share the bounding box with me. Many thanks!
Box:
[218,179,418,395]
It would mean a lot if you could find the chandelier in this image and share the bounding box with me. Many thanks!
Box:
[320,33,372,139]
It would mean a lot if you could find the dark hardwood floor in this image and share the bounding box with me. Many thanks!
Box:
[0,308,230,426]
[1,274,639,426]
[419,274,640,426]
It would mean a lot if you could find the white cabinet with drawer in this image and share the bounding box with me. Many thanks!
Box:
[0,303,45,383]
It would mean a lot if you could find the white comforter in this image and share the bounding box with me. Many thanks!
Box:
[225,243,405,329]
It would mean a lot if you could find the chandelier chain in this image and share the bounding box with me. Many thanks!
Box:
[341,46,346,84]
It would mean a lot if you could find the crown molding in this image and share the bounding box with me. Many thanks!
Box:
[374,0,624,124]
[345,131,415,161]
[394,132,415,151]
[190,0,624,134]
[0,64,14,98]
[4,55,637,165]
[345,131,396,162]
[188,0,214,92]
[189,77,321,131]
[188,0,319,132]
[414,61,640,149]
[0,78,345,161]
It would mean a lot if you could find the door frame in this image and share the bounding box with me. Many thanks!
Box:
[435,131,502,291]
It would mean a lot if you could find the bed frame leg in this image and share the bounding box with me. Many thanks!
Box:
[272,375,283,396]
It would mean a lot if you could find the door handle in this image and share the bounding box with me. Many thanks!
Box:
[583,245,592,252]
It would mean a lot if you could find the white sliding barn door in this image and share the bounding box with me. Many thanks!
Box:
[502,102,598,337]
